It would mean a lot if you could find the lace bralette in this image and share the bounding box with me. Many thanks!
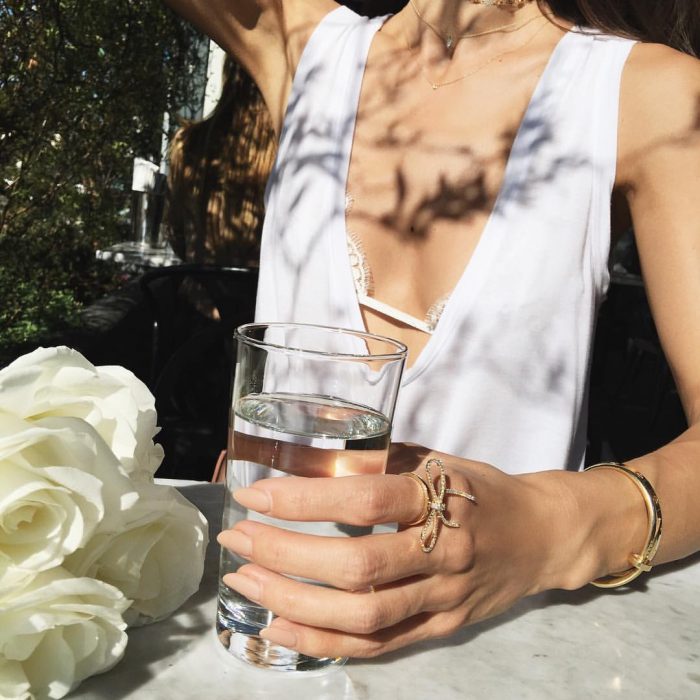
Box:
[345,194,450,334]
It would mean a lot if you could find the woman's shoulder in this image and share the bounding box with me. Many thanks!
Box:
[625,41,699,85]
[617,42,700,178]
[622,42,699,115]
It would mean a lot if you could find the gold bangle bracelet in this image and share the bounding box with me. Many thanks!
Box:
[584,462,663,588]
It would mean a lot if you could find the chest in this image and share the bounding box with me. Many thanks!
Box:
[344,45,547,314]
[261,20,626,371]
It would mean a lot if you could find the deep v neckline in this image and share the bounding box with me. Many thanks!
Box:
[332,10,577,383]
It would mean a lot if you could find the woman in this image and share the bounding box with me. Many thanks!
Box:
[165,0,700,658]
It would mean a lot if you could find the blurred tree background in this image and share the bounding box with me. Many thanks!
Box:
[0,0,206,359]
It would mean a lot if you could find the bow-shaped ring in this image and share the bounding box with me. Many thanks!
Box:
[404,458,477,553]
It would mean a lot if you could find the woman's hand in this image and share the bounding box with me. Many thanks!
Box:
[216,444,581,658]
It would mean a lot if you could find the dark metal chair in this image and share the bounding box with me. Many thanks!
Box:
[587,233,685,463]
[139,264,258,479]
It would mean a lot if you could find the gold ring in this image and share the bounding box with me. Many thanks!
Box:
[409,458,478,553]
[401,472,431,526]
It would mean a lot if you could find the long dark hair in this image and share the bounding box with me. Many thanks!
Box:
[166,58,276,265]
[542,1,699,56]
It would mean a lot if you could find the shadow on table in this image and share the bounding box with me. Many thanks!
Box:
[361,549,700,668]
[75,484,224,699]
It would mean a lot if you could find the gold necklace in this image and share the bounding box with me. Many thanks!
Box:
[408,0,541,51]
[471,0,534,7]
[407,18,548,90]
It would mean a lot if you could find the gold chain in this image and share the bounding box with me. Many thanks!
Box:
[407,18,548,90]
[408,0,542,50]
[471,0,534,6]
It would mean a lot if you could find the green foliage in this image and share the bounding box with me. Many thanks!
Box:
[0,0,205,350]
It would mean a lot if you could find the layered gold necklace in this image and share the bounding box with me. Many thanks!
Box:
[405,17,548,90]
[471,0,534,6]
[408,0,537,51]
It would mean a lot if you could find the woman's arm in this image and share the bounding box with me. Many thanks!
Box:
[601,42,700,566]
[532,41,700,589]
[163,0,336,132]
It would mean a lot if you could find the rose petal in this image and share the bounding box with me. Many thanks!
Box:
[0,347,164,479]
[0,568,128,700]
[64,481,208,626]
[0,414,138,577]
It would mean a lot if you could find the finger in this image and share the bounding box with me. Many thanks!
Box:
[386,442,430,475]
[223,563,467,635]
[232,473,434,527]
[218,521,432,589]
[259,610,465,659]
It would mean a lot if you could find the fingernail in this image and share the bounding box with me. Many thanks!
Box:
[222,573,261,603]
[260,623,297,649]
[219,529,252,557]
[234,487,272,513]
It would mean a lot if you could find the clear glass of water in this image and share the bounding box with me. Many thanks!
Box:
[216,322,407,672]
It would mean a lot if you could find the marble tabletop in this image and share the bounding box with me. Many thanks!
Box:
[71,482,700,700]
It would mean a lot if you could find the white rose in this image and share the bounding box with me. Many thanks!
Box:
[0,346,164,480]
[0,567,128,700]
[0,413,137,587]
[64,481,208,627]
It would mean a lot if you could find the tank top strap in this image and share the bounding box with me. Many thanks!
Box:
[258,7,388,331]
[269,6,387,203]
[568,30,637,295]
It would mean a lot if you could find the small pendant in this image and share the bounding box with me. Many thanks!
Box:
[445,33,454,50]
[431,83,439,90]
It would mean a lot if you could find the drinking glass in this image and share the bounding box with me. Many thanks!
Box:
[216,322,407,672]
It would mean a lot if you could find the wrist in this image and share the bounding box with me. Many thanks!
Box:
[519,467,650,591]
[512,470,585,593]
[584,463,662,587]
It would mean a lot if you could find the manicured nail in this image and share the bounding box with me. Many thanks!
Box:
[222,573,261,603]
[260,623,297,649]
[218,529,252,557]
[233,487,272,513]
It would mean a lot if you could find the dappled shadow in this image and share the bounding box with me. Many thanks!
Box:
[263,18,588,462]
[74,483,224,699]
[363,549,700,668]
[257,9,700,474]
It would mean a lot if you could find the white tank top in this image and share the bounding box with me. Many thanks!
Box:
[255,6,635,474]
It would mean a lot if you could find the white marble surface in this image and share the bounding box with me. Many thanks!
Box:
[71,483,700,700]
